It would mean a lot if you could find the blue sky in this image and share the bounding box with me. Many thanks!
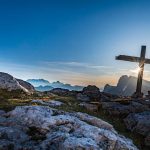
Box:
[1,0,150,87]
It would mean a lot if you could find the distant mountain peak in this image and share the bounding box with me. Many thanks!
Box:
[103,75,150,96]
[26,79,50,87]
[27,78,84,91]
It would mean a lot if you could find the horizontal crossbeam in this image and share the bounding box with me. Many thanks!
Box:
[116,55,140,62]
[145,59,150,64]
[116,55,150,64]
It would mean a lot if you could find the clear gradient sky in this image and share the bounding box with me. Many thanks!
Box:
[1,0,150,87]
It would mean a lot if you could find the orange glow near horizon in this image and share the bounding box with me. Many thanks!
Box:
[61,75,119,88]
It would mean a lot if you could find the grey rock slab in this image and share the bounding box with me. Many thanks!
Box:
[0,105,139,150]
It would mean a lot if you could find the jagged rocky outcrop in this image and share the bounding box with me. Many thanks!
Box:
[124,111,150,147]
[103,75,150,96]
[49,88,78,97]
[0,72,35,93]
[77,85,101,102]
[0,106,138,150]
[82,85,101,100]
[16,79,35,93]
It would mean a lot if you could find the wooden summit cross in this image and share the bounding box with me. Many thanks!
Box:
[116,45,150,98]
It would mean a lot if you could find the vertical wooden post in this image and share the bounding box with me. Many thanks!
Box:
[136,46,146,96]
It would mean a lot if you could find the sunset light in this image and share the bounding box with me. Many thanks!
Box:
[130,66,142,74]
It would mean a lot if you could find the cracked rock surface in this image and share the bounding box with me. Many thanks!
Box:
[0,106,138,150]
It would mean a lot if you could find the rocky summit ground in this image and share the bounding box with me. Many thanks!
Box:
[0,85,150,150]
[0,105,138,150]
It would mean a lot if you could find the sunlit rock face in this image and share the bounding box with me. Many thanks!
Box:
[0,106,138,150]
[16,79,35,93]
[103,75,150,96]
[0,72,35,93]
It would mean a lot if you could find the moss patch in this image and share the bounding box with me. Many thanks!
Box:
[0,99,32,111]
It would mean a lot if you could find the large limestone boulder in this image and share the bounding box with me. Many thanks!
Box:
[124,111,150,136]
[124,111,150,147]
[102,102,130,116]
[0,72,35,93]
[0,106,138,150]
[74,112,114,132]
[0,127,29,149]
[31,99,64,107]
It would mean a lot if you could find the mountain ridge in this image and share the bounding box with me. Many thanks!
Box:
[27,79,84,91]
[103,75,150,96]
[26,79,50,87]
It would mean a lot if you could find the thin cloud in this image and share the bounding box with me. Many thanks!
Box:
[2,60,149,87]
[42,61,113,69]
